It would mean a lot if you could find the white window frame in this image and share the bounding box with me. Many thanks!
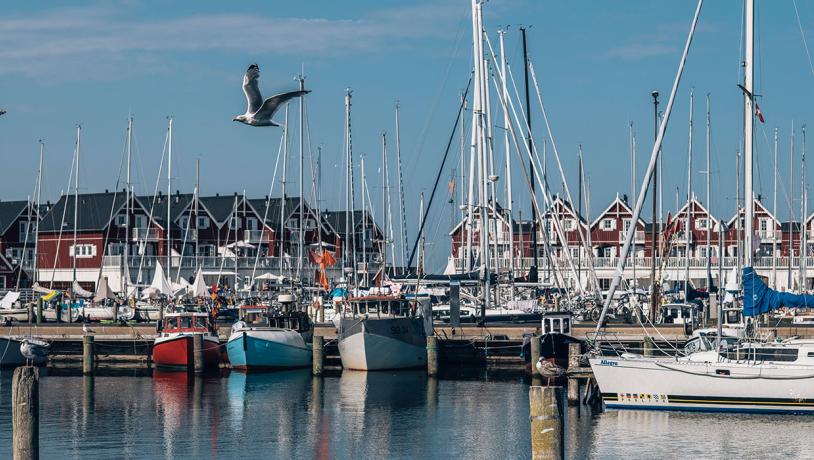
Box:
[134,215,147,229]
[695,218,708,230]
[70,244,97,258]
[115,214,127,227]
[246,217,258,231]
[197,216,210,229]
[601,219,615,230]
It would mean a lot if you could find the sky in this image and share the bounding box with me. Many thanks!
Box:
[2,1,814,270]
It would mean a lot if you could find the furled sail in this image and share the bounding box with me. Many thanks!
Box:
[743,266,814,316]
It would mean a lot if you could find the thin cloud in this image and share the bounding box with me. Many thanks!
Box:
[0,3,464,80]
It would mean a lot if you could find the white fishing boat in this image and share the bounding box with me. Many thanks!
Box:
[338,296,432,371]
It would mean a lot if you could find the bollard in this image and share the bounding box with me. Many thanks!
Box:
[643,336,655,357]
[35,299,42,325]
[192,334,204,374]
[529,386,562,460]
[312,335,324,376]
[567,378,579,406]
[427,336,439,376]
[567,342,581,372]
[27,303,33,324]
[12,366,38,460]
[530,335,542,377]
[82,335,94,375]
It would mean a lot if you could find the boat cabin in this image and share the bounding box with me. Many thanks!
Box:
[239,305,269,324]
[347,296,412,319]
[718,341,814,365]
[659,303,699,325]
[431,305,477,323]
[159,312,212,336]
[722,307,744,327]
[541,312,572,335]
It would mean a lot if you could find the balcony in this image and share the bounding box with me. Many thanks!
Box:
[244,230,269,244]
[132,227,161,242]
[757,230,778,243]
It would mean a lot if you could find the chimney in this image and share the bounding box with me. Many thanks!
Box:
[105,189,109,193]
[622,194,628,204]
[216,193,219,197]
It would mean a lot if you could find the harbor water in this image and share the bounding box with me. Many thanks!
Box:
[1,369,814,459]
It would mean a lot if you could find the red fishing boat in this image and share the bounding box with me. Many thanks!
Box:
[153,311,221,370]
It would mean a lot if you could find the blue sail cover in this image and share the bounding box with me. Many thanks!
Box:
[742,266,814,316]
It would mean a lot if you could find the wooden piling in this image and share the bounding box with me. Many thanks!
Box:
[530,335,541,377]
[82,335,94,375]
[567,378,579,406]
[529,386,561,460]
[27,302,33,324]
[35,299,42,325]
[12,366,38,460]
[567,342,581,372]
[427,336,439,376]
[192,334,204,374]
[312,335,324,376]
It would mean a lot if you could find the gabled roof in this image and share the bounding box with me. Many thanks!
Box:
[39,192,128,233]
[590,194,647,229]
[138,193,195,231]
[248,197,306,230]
[672,196,721,229]
[544,196,587,227]
[726,197,778,227]
[321,210,380,236]
[198,195,242,226]
[0,200,31,235]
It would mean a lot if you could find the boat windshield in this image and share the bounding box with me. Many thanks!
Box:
[721,346,799,362]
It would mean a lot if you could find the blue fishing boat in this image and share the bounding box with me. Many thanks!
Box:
[227,304,312,371]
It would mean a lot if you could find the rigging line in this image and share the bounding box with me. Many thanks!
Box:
[406,78,472,269]
[792,0,814,80]
[48,135,78,289]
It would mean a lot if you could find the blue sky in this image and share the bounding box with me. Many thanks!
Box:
[2,1,814,270]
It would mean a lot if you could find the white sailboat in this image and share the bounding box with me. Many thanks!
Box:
[590,0,814,414]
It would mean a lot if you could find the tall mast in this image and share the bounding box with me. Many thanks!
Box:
[801,127,808,289]
[706,95,712,291]
[630,122,637,290]
[577,145,583,288]
[395,102,407,274]
[72,125,81,306]
[280,105,289,277]
[649,90,660,323]
[743,0,754,268]
[33,141,44,285]
[685,90,693,303]
[381,132,388,272]
[297,73,305,282]
[167,117,174,278]
[498,29,514,285]
[195,159,200,272]
[521,26,537,272]
[345,89,357,287]
[360,154,367,287]
[475,0,490,316]
[789,124,795,289]
[772,127,778,288]
[125,116,132,294]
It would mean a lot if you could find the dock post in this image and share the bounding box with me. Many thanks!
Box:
[427,336,439,376]
[567,342,581,372]
[82,335,94,375]
[567,378,579,406]
[12,366,38,460]
[27,302,33,324]
[643,336,655,357]
[530,335,541,377]
[529,386,562,460]
[312,335,324,376]
[192,334,204,374]
[35,299,42,325]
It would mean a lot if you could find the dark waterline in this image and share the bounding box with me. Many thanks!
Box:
[1,369,813,459]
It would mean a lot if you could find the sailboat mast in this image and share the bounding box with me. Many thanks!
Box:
[498,29,514,284]
[772,127,778,288]
[630,123,637,290]
[298,74,305,282]
[521,26,537,272]
[125,117,132,294]
[72,125,81,305]
[381,132,388,273]
[801,127,807,289]
[394,102,407,275]
[685,90,693,303]
[33,141,44,286]
[167,117,173,277]
[195,159,200,271]
[360,154,367,287]
[280,106,289,276]
[706,95,712,291]
[743,0,755,268]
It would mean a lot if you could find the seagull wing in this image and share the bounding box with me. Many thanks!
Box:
[254,89,311,121]
[243,64,263,114]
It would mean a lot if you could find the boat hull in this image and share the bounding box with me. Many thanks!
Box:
[153,334,220,370]
[338,317,427,371]
[227,329,312,371]
[590,356,814,413]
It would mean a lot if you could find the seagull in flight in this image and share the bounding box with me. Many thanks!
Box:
[233,64,310,127]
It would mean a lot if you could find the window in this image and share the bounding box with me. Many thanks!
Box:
[563,219,575,231]
[19,221,32,236]
[115,214,127,227]
[70,244,97,258]
[599,278,611,290]
[601,219,615,230]
[602,247,614,257]
[179,216,190,230]
[569,247,580,258]
[696,218,708,230]
[107,243,125,256]
[197,245,214,257]
[229,216,241,229]
[246,218,258,231]
[622,219,632,234]
[197,216,210,229]
[134,215,147,229]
